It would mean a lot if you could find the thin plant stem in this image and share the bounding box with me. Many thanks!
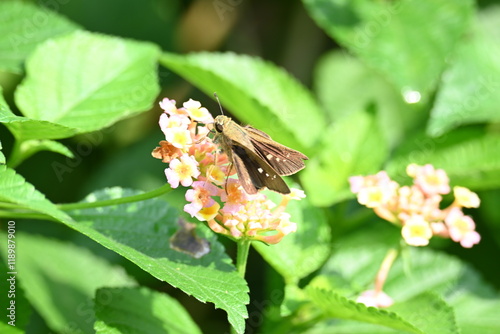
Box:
[0,184,173,221]
[231,239,251,334]
[236,238,251,278]
[374,248,399,293]
[0,211,53,220]
[58,184,173,211]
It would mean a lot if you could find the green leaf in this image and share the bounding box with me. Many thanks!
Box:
[388,293,458,334]
[7,139,74,168]
[0,111,78,140]
[303,0,474,98]
[451,292,500,334]
[65,187,248,334]
[307,232,499,333]
[0,164,72,222]
[0,1,79,73]
[94,287,202,334]
[428,8,500,136]
[253,191,330,284]
[314,51,423,147]
[306,288,422,334]
[18,139,74,158]
[307,290,458,334]
[385,128,500,191]
[15,30,160,133]
[300,110,388,206]
[0,87,77,140]
[0,233,136,334]
[160,52,326,153]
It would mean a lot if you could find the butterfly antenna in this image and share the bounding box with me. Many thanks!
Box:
[213,92,225,115]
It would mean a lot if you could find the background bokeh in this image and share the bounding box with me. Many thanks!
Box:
[1,0,499,333]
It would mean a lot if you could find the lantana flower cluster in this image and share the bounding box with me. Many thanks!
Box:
[349,164,481,248]
[152,98,304,244]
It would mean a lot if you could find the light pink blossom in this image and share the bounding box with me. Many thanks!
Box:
[165,154,200,188]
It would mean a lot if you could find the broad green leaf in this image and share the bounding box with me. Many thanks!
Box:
[306,290,458,334]
[253,190,330,284]
[451,291,500,334]
[307,231,499,333]
[0,165,72,222]
[0,110,77,140]
[385,128,500,191]
[94,287,202,334]
[314,51,423,147]
[306,288,422,334]
[0,233,136,334]
[0,256,30,333]
[428,8,500,136]
[388,293,458,334]
[303,0,474,99]
[305,321,398,334]
[65,187,248,334]
[0,87,77,140]
[0,1,79,73]
[15,30,160,133]
[160,52,325,153]
[300,110,388,206]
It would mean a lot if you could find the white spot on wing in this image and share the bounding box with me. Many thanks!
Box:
[266,154,273,160]
[258,168,264,173]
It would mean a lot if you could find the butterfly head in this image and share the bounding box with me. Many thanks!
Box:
[214,115,231,133]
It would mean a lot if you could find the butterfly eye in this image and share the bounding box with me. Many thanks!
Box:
[215,123,224,133]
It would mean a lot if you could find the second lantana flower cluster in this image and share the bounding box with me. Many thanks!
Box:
[349,164,480,248]
[152,98,304,244]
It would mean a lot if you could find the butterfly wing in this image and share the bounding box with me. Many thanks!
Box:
[245,126,308,176]
[232,145,290,194]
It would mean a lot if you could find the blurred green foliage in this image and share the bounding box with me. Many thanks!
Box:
[1,0,500,333]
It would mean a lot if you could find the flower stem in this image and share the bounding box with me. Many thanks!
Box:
[236,238,251,278]
[231,239,251,334]
[0,184,173,221]
[374,248,399,293]
[57,184,172,211]
[0,210,53,220]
